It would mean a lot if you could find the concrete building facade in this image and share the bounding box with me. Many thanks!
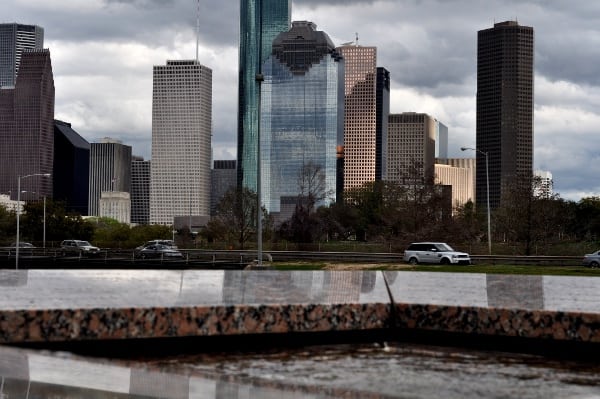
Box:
[386,112,436,184]
[89,138,131,217]
[150,60,212,225]
[99,191,131,224]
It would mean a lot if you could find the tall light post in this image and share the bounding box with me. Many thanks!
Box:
[461,147,491,255]
[16,173,51,269]
[256,72,264,267]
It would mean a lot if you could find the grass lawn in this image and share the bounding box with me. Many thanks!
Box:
[270,262,600,277]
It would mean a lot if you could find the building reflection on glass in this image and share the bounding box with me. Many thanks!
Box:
[486,275,544,309]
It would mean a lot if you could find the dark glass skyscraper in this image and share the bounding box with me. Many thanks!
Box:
[375,67,390,181]
[0,49,54,200]
[237,0,290,192]
[476,21,534,208]
[260,21,344,218]
[54,120,90,215]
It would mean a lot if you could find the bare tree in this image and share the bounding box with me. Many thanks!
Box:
[297,161,333,212]
[205,187,265,249]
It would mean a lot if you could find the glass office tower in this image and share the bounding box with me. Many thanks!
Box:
[0,23,44,88]
[237,0,291,192]
[260,21,344,217]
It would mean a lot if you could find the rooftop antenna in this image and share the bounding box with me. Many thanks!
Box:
[195,0,200,61]
[355,32,359,46]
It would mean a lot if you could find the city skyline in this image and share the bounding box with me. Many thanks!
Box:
[5,0,600,201]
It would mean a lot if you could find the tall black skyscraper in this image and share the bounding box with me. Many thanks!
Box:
[375,67,390,181]
[54,120,90,215]
[476,21,534,208]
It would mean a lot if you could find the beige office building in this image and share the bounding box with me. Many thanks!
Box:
[99,191,131,224]
[336,45,377,190]
[150,60,212,225]
[387,112,436,183]
[435,162,474,210]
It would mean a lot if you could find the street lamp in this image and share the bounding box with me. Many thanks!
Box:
[461,147,491,255]
[16,173,51,269]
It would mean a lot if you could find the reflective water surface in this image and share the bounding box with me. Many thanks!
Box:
[1,341,600,398]
[153,343,600,399]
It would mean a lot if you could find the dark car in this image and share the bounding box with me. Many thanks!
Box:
[60,240,100,257]
[138,244,183,259]
[9,242,35,255]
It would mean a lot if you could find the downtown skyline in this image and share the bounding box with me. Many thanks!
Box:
[5,0,600,201]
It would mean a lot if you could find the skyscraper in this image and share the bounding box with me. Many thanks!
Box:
[477,21,534,208]
[54,120,90,215]
[88,138,132,217]
[131,156,150,225]
[375,67,390,181]
[0,23,44,88]
[387,112,436,183]
[237,0,291,192]
[0,49,54,200]
[336,45,377,191]
[150,60,212,225]
[211,160,236,216]
[260,21,344,219]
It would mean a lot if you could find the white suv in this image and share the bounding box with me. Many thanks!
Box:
[403,242,471,265]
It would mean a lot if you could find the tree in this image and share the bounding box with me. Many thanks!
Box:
[279,162,332,244]
[493,175,571,255]
[205,187,265,249]
[297,161,332,212]
[92,217,131,248]
[20,199,94,244]
[0,204,16,244]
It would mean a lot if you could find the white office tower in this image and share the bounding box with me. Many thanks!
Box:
[150,60,212,225]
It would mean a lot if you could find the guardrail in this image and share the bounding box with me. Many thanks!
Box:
[0,248,585,269]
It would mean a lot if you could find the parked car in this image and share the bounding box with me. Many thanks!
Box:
[138,244,183,259]
[60,240,100,257]
[9,242,35,255]
[582,250,600,268]
[403,242,471,265]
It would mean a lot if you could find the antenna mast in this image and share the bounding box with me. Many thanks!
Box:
[355,32,359,46]
[195,0,200,61]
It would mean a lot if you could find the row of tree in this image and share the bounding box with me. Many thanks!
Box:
[0,200,171,249]
[1,174,599,254]
[205,175,600,255]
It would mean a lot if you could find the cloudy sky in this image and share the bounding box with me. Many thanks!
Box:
[6,0,600,201]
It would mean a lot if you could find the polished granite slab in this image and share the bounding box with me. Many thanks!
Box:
[0,270,599,344]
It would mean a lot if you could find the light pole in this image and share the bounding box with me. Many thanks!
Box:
[256,72,264,267]
[16,173,51,269]
[461,147,491,255]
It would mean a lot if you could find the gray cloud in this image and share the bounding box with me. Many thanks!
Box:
[4,0,600,200]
